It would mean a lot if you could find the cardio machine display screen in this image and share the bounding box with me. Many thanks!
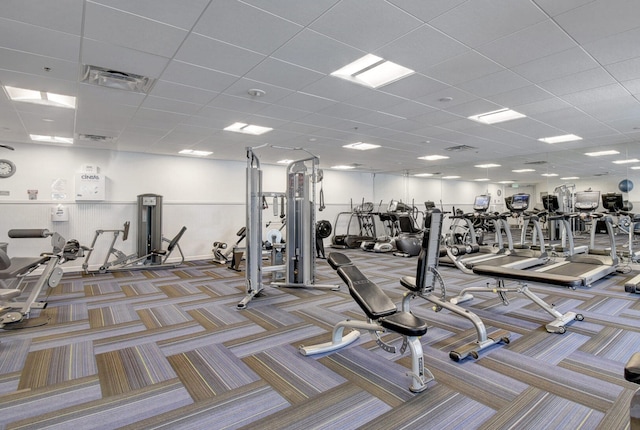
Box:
[542,194,559,212]
[509,194,529,211]
[602,193,623,211]
[473,195,490,211]
[575,191,600,211]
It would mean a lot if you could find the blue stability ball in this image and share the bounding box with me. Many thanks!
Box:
[619,179,634,193]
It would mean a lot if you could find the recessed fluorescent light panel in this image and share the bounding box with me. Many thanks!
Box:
[343,142,380,150]
[331,54,414,89]
[585,150,620,157]
[418,155,449,161]
[538,134,582,144]
[30,134,73,144]
[224,122,273,135]
[631,166,640,170]
[561,176,580,180]
[541,173,559,177]
[4,85,76,109]
[468,108,525,124]
[414,173,434,177]
[498,181,514,184]
[331,165,356,170]
[179,149,212,156]
[475,163,501,168]
[512,169,535,173]
[474,178,490,181]
[442,175,460,179]
[613,158,640,164]
[277,159,293,164]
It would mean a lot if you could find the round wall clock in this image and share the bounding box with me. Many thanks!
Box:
[0,159,16,178]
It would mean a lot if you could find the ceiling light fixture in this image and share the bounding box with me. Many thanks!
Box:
[561,176,580,180]
[4,85,76,109]
[498,180,514,184]
[224,122,273,135]
[631,166,640,170]
[442,175,461,179]
[418,155,449,161]
[179,149,212,156]
[331,165,356,170]
[474,178,490,181]
[414,173,434,177]
[612,158,640,164]
[30,134,73,144]
[342,142,381,150]
[538,134,582,144]
[81,65,155,93]
[331,54,414,89]
[512,168,535,173]
[475,163,501,168]
[247,89,266,97]
[277,159,293,164]
[468,108,526,124]
[541,173,559,177]
[585,150,620,157]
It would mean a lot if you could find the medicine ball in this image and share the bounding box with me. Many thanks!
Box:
[619,179,634,193]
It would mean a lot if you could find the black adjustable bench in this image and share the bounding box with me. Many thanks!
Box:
[299,252,433,393]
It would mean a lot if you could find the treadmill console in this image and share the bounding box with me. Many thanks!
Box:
[575,191,600,212]
[602,192,624,212]
[542,194,559,212]
[506,193,530,213]
[473,195,491,212]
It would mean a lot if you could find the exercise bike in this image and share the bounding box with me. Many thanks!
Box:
[212,227,246,265]
[1,229,88,329]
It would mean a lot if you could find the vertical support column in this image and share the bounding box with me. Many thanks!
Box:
[137,194,162,264]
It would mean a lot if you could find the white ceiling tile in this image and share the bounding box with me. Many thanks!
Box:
[622,78,640,95]
[584,27,640,65]
[553,0,640,44]
[272,29,363,74]
[0,18,80,62]
[375,25,469,73]
[561,83,630,106]
[84,2,188,58]
[300,76,368,102]
[342,90,405,111]
[380,73,449,100]
[605,57,640,82]
[532,0,597,17]
[424,51,504,85]
[245,58,324,91]
[540,68,617,96]
[150,80,218,105]
[513,97,573,116]
[141,96,203,116]
[458,70,531,98]
[387,0,467,22]
[240,0,339,26]
[161,61,238,92]
[194,0,302,55]
[174,33,265,76]
[429,0,546,47]
[489,85,554,108]
[77,82,146,107]
[0,70,78,96]
[206,94,269,115]
[579,97,640,122]
[382,101,437,120]
[89,0,209,30]
[310,0,422,52]
[253,104,310,122]
[0,48,77,82]
[512,47,599,83]
[275,92,337,112]
[0,0,83,34]
[476,20,577,68]
[221,78,294,104]
[441,98,502,117]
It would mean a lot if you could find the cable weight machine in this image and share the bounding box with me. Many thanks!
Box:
[238,145,338,309]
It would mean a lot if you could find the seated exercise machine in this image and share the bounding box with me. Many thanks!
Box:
[331,199,378,249]
[388,200,424,258]
[1,229,87,329]
[238,145,338,309]
[212,227,246,265]
[399,209,510,361]
[299,252,434,393]
[82,194,187,273]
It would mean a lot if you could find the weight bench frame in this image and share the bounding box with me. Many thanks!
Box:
[299,252,434,393]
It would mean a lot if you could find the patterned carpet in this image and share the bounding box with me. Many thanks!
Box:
[1,245,639,429]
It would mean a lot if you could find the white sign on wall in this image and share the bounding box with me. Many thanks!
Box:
[75,172,106,201]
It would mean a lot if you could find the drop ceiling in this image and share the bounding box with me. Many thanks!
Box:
[1,0,640,184]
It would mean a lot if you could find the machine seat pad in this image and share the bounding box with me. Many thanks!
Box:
[0,257,48,279]
[380,312,428,337]
[400,276,421,292]
[472,265,584,288]
[625,352,640,384]
[336,265,397,320]
[327,252,353,270]
[0,288,21,300]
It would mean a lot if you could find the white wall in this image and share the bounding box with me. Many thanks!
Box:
[1,141,637,271]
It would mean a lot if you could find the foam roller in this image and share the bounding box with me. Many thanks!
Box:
[8,229,50,238]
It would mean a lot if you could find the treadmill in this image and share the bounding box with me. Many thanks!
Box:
[521,191,618,287]
[458,193,549,272]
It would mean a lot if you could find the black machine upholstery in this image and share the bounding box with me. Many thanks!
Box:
[327,252,428,338]
[472,264,584,289]
[626,353,640,384]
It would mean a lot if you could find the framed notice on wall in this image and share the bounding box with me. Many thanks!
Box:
[75,172,106,201]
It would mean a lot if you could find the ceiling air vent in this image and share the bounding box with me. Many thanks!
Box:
[524,160,547,165]
[81,65,155,94]
[444,144,477,152]
[77,133,115,143]
[593,172,609,177]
